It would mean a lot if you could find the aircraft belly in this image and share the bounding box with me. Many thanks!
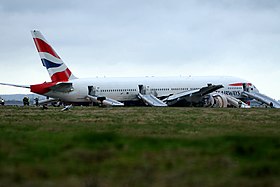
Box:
[46,91,89,103]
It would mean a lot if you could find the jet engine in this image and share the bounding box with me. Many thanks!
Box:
[203,93,228,108]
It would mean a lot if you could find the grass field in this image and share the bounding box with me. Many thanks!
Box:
[0,106,280,187]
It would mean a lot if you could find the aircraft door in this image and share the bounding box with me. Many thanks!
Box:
[138,85,151,95]
[138,85,145,94]
[145,85,151,94]
[88,86,98,96]
[243,83,249,92]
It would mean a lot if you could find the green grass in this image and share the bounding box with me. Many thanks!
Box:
[0,106,280,186]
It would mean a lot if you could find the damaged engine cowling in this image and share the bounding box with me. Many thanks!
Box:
[203,93,228,108]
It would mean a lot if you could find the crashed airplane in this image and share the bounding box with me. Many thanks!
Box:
[1,30,279,108]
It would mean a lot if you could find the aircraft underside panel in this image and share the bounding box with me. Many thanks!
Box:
[138,93,168,107]
[242,91,280,108]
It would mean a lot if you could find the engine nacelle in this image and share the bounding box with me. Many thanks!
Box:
[202,94,215,107]
[203,93,228,108]
[212,93,228,107]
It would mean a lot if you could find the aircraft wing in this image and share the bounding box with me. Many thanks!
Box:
[49,82,73,93]
[164,84,223,106]
[0,82,30,88]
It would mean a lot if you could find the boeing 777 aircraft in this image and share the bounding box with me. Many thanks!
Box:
[1,30,280,108]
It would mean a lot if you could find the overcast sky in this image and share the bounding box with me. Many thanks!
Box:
[0,0,280,99]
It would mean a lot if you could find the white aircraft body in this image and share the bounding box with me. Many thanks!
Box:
[1,31,280,108]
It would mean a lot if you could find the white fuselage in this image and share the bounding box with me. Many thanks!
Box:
[42,75,259,103]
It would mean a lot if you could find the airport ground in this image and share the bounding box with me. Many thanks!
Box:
[0,106,280,187]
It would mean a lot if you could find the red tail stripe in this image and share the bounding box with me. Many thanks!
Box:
[33,38,61,59]
[51,68,72,82]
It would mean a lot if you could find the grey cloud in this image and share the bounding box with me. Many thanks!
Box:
[0,0,77,13]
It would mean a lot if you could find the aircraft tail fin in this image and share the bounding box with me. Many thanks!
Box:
[31,30,77,82]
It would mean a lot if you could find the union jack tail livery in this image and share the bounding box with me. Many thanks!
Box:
[31,30,77,82]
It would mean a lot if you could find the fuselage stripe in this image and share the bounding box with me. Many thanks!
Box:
[229,83,252,87]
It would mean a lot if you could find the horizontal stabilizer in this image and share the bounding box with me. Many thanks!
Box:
[0,82,30,88]
[50,82,73,92]
[242,91,280,108]
[138,93,167,107]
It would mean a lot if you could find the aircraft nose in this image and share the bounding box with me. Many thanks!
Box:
[250,84,259,93]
